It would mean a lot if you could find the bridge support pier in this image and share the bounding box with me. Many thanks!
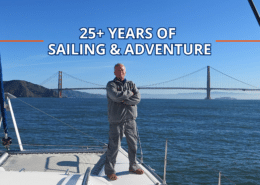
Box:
[58,71,62,98]
[206,66,211,100]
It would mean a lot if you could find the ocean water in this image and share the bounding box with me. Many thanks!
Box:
[3,98,260,185]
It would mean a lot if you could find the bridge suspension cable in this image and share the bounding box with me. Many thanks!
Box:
[40,72,58,86]
[140,66,207,87]
[211,67,258,89]
[63,72,105,87]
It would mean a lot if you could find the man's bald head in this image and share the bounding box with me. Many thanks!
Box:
[114,63,126,81]
[114,63,125,71]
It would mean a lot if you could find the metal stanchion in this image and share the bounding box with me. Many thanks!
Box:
[163,139,168,185]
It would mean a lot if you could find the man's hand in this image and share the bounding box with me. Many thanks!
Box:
[120,91,134,105]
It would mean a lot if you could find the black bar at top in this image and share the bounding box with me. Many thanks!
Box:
[248,0,260,26]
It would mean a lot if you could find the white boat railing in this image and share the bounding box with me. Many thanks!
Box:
[2,93,23,151]
[6,96,23,151]
[218,171,221,185]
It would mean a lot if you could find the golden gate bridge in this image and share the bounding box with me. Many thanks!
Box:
[40,66,260,99]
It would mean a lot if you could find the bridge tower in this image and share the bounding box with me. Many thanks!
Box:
[206,66,211,99]
[58,71,62,98]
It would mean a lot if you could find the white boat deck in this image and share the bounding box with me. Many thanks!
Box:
[97,147,160,185]
[0,148,162,185]
[2,152,102,173]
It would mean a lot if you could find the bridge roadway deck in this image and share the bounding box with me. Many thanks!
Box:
[52,87,260,91]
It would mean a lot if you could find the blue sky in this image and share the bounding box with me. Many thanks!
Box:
[0,0,260,96]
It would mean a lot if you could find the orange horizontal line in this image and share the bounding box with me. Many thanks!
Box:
[216,40,260,42]
[0,40,44,42]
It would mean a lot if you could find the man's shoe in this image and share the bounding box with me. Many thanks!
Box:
[129,168,144,175]
[107,174,118,180]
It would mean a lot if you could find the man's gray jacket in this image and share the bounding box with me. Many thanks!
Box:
[106,78,141,123]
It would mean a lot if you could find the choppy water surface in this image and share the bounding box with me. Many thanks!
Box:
[4,98,260,185]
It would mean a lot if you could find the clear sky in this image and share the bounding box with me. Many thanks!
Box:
[0,0,260,95]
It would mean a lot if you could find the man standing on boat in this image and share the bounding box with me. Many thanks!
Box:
[105,63,144,180]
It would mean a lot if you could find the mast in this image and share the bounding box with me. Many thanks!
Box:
[248,0,260,26]
[0,55,12,149]
[0,56,8,136]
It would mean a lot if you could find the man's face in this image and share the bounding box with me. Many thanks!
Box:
[114,65,126,81]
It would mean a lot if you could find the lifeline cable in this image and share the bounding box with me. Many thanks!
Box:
[14,98,146,167]
[168,140,237,185]
[15,98,107,146]
[175,168,196,185]
[12,143,104,148]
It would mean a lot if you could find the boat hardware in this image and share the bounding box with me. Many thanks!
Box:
[65,169,70,175]
[148,165,155,171]
[218,171,221,185]
[0,152,9,165]
[61,174,81,185]
[4,101,9,111]
[6,96,23,151]
[82,167,91,185]
[163,139,168,185]
[19,168,25,172]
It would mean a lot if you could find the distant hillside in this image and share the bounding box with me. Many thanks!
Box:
[3,80,106,98]
[4,80,58,97]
